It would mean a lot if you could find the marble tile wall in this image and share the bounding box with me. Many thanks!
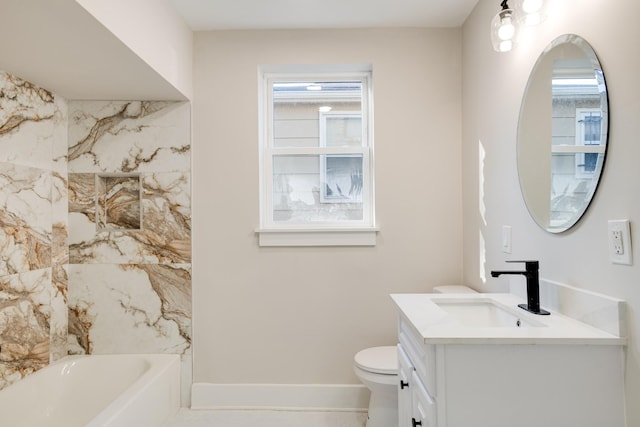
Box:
[0,71,68,388]
[66,101,192,400]
[0,72,192,398]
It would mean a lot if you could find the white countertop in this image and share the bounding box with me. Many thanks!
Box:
[390,293,626,345]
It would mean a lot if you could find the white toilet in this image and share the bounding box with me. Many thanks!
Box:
[354,286,477,427]
[353,346,398,427]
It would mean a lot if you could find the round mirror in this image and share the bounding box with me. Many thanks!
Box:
[517,34,608,233]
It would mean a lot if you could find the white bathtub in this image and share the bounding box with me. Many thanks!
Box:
[0,354,180,427]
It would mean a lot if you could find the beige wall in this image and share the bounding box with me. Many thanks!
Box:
[462,0,640,424]
[192,28,463,384]
[76,0,193,99]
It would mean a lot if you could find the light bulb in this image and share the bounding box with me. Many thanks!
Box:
[498,16,515,41]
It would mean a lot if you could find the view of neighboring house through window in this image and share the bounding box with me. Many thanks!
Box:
[575,108,602,178]
[259,68,374,242]
[550,71,605,226]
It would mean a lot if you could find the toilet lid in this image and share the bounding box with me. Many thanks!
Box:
[354,346,397,375]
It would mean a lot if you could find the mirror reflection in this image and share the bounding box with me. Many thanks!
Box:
[517,34,608,233]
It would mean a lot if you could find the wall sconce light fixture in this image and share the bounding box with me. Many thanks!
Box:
[490,0,517,52]
[491,0,546,52]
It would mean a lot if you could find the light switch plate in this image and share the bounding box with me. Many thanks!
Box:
[608,220,632,265]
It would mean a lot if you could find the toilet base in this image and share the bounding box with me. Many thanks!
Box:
[353,347,399,427]
[365,385,398,427]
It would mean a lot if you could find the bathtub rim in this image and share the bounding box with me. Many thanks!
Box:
[0,353,181,427]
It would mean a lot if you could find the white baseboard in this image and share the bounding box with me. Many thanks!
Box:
[190,383,370,411]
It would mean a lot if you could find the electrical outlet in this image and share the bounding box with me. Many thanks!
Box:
[608,220,632,265]
[612,230,623,255]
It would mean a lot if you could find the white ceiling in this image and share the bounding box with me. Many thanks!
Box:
[0,1,479,102]
[169,0,480,31]
[0,0,186,101]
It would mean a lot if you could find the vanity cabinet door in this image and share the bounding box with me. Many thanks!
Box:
[411,371,436,427]
[398,344,414,427]
[399,316,437,393]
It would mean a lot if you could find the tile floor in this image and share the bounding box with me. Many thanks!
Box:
[165,409,368,427]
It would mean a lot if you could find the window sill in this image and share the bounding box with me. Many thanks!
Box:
[256,227,378,247]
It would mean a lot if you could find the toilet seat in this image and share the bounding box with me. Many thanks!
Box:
[354,346,397,375]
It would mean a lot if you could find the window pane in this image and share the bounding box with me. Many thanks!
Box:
[323,114,362,147]
[272,154,363,223]
[322,155,363,203]
[272,81,362,148]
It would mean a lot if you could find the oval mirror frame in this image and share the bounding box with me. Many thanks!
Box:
[517,34,609,233]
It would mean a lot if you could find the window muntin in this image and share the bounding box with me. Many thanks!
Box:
[261,72,373,230]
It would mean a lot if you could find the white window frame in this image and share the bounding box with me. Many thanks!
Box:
[257,67,376,247]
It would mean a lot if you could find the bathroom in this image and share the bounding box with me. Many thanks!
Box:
[0,0,638,425]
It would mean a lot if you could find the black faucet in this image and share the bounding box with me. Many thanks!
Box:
[490,260,550,315]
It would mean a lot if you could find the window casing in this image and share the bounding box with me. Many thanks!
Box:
[258,69,375,246]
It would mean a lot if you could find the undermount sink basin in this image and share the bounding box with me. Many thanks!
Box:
[434,299,545,328]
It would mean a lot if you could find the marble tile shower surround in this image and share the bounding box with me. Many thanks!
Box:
[67,264,191,356]
[0,70,69,389]
[0,71,191,397]
[66,100,192,403]
[69,171,191,264]
[0,164,52,275]
[0,73,67,170]
[68,101,191,264]
[97,175,142,231]
[0,269,61,389]
[67,101,190,173]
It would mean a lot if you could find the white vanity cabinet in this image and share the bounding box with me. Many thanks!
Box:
[398,343,437,427]
[393,294,626,427]
[410,370,435,427]
[397,344,413,427]
[398,319,438,427]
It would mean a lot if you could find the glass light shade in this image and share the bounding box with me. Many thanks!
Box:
[514,0,547,26]
[498,16,515,40]
[490,8,517,52]
[522,0,543,13]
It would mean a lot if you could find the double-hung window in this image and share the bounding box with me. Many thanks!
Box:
[258,67,375,246]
